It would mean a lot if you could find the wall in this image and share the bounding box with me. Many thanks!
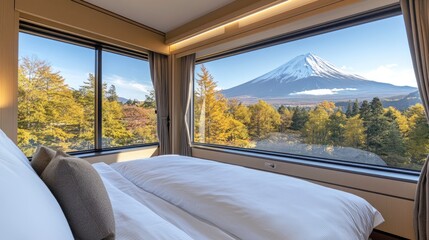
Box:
[0,0,19,140]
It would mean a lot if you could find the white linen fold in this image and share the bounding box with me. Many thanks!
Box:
[111,155,383,240]
[94,162,237,240]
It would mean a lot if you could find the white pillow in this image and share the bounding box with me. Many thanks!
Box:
[0,130,74,240]
[0,129,33,171]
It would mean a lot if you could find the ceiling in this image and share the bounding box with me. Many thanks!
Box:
[84,0,235,33]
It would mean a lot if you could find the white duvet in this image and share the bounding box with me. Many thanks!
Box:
[95,155,383,240]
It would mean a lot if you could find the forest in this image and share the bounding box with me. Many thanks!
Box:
[194,65,429,170]
[17,57,157,156]
[16,57,429,170]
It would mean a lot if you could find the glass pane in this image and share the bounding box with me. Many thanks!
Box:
[194,15,428,171]
[102,51,157,148]
[18,33,96,156]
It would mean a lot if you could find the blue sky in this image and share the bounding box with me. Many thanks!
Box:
[196,15,416,89]
[19,33,153,101]
[19,15,416,100]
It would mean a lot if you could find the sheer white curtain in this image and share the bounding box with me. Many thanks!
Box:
[148,52,170,155]
[179,54,196,156]
[400,0,429,239]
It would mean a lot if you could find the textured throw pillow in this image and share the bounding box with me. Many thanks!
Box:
[41,151,115,240]
[31,146,56,175]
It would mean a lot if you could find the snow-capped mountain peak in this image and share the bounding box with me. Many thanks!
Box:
[221,53,416,101]
[250,53,362,83]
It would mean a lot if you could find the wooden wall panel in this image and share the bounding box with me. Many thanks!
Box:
[15,0,168,54]
[0,0,18,141]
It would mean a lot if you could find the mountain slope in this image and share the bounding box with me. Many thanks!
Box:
[222,53,416,102]
[335,91,421,111]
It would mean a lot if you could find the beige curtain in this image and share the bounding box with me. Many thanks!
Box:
[401,0,429,239]
[149,52,170,155]
[179,54,196,156]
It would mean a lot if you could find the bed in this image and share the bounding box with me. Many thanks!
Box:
[94,155,384,240]
[0,128,383,240]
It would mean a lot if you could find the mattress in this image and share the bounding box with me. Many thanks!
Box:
[93,155,383,240]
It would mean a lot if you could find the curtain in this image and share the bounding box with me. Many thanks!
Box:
[401,0,429,239]
[149,52,170,155]
[179,54,196,156]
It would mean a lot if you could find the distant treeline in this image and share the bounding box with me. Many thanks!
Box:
[194,65,429,170]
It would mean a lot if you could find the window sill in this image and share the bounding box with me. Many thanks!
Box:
[192,144,419,184]
[71,143,159,159]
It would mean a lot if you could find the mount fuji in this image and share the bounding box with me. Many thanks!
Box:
[222,53,416,103]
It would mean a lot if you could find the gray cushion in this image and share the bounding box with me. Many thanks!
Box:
[31,146,56,175]
[41,151,115,240]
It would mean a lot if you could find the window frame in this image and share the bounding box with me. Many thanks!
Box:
[19,22,159,155]
[191,3,423,175]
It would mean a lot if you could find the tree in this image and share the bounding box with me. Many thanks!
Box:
[380,121,406,157]
[278,106,293,132]
[406,104,429,166]
[345,101,352,118]
[18,56,84,155]
[125,99,139,106]
[223,118,252,148]
[102,95,132,147]
[76,75,131,148]
[248,100,281,139]
[365,112,389,153]
[74,74,96,149]
[343,115,365,148]
[370,97,384,116]
[327,110,347,145]
[291,107,309,130]
[106,85,119,102]
[278,105,287,114]
[228,99,251,125]
[318,101,336,114]
[194,65,250,145]
[384,107,409,136]
[359,100,371,122]
[194,65,227,143]
[122,105,157,144]
[352,99,359,117]
[303,106,330,144]
[365,97,398,156]
[142,90,156,108]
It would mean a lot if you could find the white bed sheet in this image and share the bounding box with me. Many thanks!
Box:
[107,155,383,240]
[93,163,237,240]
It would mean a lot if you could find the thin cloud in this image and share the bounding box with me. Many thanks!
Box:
[104,75,153,101]
[360,64,416,87]
[106,75,152,94]
[290,88,357,96]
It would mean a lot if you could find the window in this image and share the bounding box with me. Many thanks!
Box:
[18,27,157,156]
[193,12,428,171]
[102,51,157,148]
[18,32,96,156]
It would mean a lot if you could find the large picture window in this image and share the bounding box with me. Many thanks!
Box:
[193,13,428,171]
[102,51,157,148]
[18,28,157,156]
